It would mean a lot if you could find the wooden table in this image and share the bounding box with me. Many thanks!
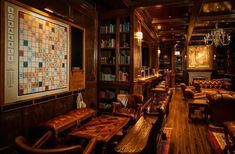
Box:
[69,115,130,143]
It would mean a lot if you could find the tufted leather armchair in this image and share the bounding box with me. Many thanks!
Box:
[112,94,145,121]
[180,83,206,100]
[206,93,235,126]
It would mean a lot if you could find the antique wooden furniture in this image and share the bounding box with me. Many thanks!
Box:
[39,108,96,137]
[112,94,145,121]
[97,12,132,113]
[69,115,130,143]
[15,135,97,154]
[188,99,209,122]
[114,116,158,154]
[223,121,235,153]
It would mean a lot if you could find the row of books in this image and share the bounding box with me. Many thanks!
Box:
[120,89,129,94]
[100,24,115,34]
[120,54,130,64]
[99,90,115,99]
[100,57,115,64]
[119,71,129,81]
[99,22,130,34]
[100,38,115,48]
[120,22,130,33]
[100,73,115,81]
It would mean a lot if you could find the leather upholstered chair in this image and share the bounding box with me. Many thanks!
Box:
[15,135,97,154]
[112,94,144,121]
[180,83,206,100]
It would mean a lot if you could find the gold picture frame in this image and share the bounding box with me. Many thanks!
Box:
[187,45,213,70]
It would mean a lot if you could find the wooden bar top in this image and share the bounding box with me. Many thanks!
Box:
[134,74,162,83]
[69,115,130,143]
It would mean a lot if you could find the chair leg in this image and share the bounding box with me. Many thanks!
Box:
[223,129,233,154]
[32,130,53,148]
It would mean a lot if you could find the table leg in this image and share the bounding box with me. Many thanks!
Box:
[204,106,209,123]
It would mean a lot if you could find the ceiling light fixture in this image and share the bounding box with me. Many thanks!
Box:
[204,23,230,47]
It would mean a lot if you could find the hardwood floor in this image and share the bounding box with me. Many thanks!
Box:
[165,87,217,154]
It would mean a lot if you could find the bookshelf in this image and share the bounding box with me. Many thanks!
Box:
[98,15,132,113]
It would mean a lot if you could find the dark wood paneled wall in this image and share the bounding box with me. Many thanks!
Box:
[0,0,98,153]
[0,94,77,154]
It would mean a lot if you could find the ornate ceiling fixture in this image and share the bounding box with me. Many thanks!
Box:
[204,23,231,47]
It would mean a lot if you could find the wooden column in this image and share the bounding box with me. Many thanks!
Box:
[171,44,175,87]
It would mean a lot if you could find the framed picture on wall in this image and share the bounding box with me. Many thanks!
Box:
[187,45,213,70]
[3,1,70,104]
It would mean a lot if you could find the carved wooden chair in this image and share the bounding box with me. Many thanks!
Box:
[15,133,97,154]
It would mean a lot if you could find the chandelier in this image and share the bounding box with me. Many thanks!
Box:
[204,23,231,47]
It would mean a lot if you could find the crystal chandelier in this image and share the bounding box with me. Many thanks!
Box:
[204,23,231,47]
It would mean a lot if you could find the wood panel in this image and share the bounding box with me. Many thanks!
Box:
[133,11,142,79]
[0,94,77,154]
[70,70,85,90]
[0,1,4,105]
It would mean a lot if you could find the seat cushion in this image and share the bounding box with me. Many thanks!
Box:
[40,108,95,134]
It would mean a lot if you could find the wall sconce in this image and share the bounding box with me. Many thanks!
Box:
[158,47,161,55]
[213,54,216,60]
[135,31,143,41]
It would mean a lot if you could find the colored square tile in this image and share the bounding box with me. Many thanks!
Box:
[38,62,43,68]
[23,61,28,67]
[23,40,28,46]
[39,23,43,29]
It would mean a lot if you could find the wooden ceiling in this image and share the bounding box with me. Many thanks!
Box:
[16,0,235,47]
[95,0,235,46]
[134,0,235,46]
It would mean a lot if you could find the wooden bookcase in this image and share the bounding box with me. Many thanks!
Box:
[98,12,133,113]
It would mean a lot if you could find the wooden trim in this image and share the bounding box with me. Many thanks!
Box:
[0,0,5,105]
[131,0,191,8]
[94,14,98,81]
[186,0,203,45]
[0,89,83,112]
[69,0,97,19]
[99,9,130,19]
[5,0,70,25]
[69,23,86,90]
[116,17,120,82]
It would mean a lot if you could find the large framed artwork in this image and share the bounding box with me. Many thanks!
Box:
[4,1,70,104]
[187,45,213,70]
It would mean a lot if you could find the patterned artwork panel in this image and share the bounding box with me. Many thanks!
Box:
[18,11,68,95]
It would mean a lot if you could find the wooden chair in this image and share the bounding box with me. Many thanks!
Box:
[15,135,97,154]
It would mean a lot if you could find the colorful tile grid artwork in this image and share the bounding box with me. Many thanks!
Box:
[18,11,68,95]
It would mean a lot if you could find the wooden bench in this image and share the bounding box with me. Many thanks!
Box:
[39,108,96,136]
[115,116,158,154]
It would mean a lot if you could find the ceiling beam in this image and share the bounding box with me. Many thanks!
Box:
[131,0,191,8]
[158,30,185,34]
[186,0,203,46]
[121,0,131,8]
[198,14,235,22]
[152,17,188,24]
